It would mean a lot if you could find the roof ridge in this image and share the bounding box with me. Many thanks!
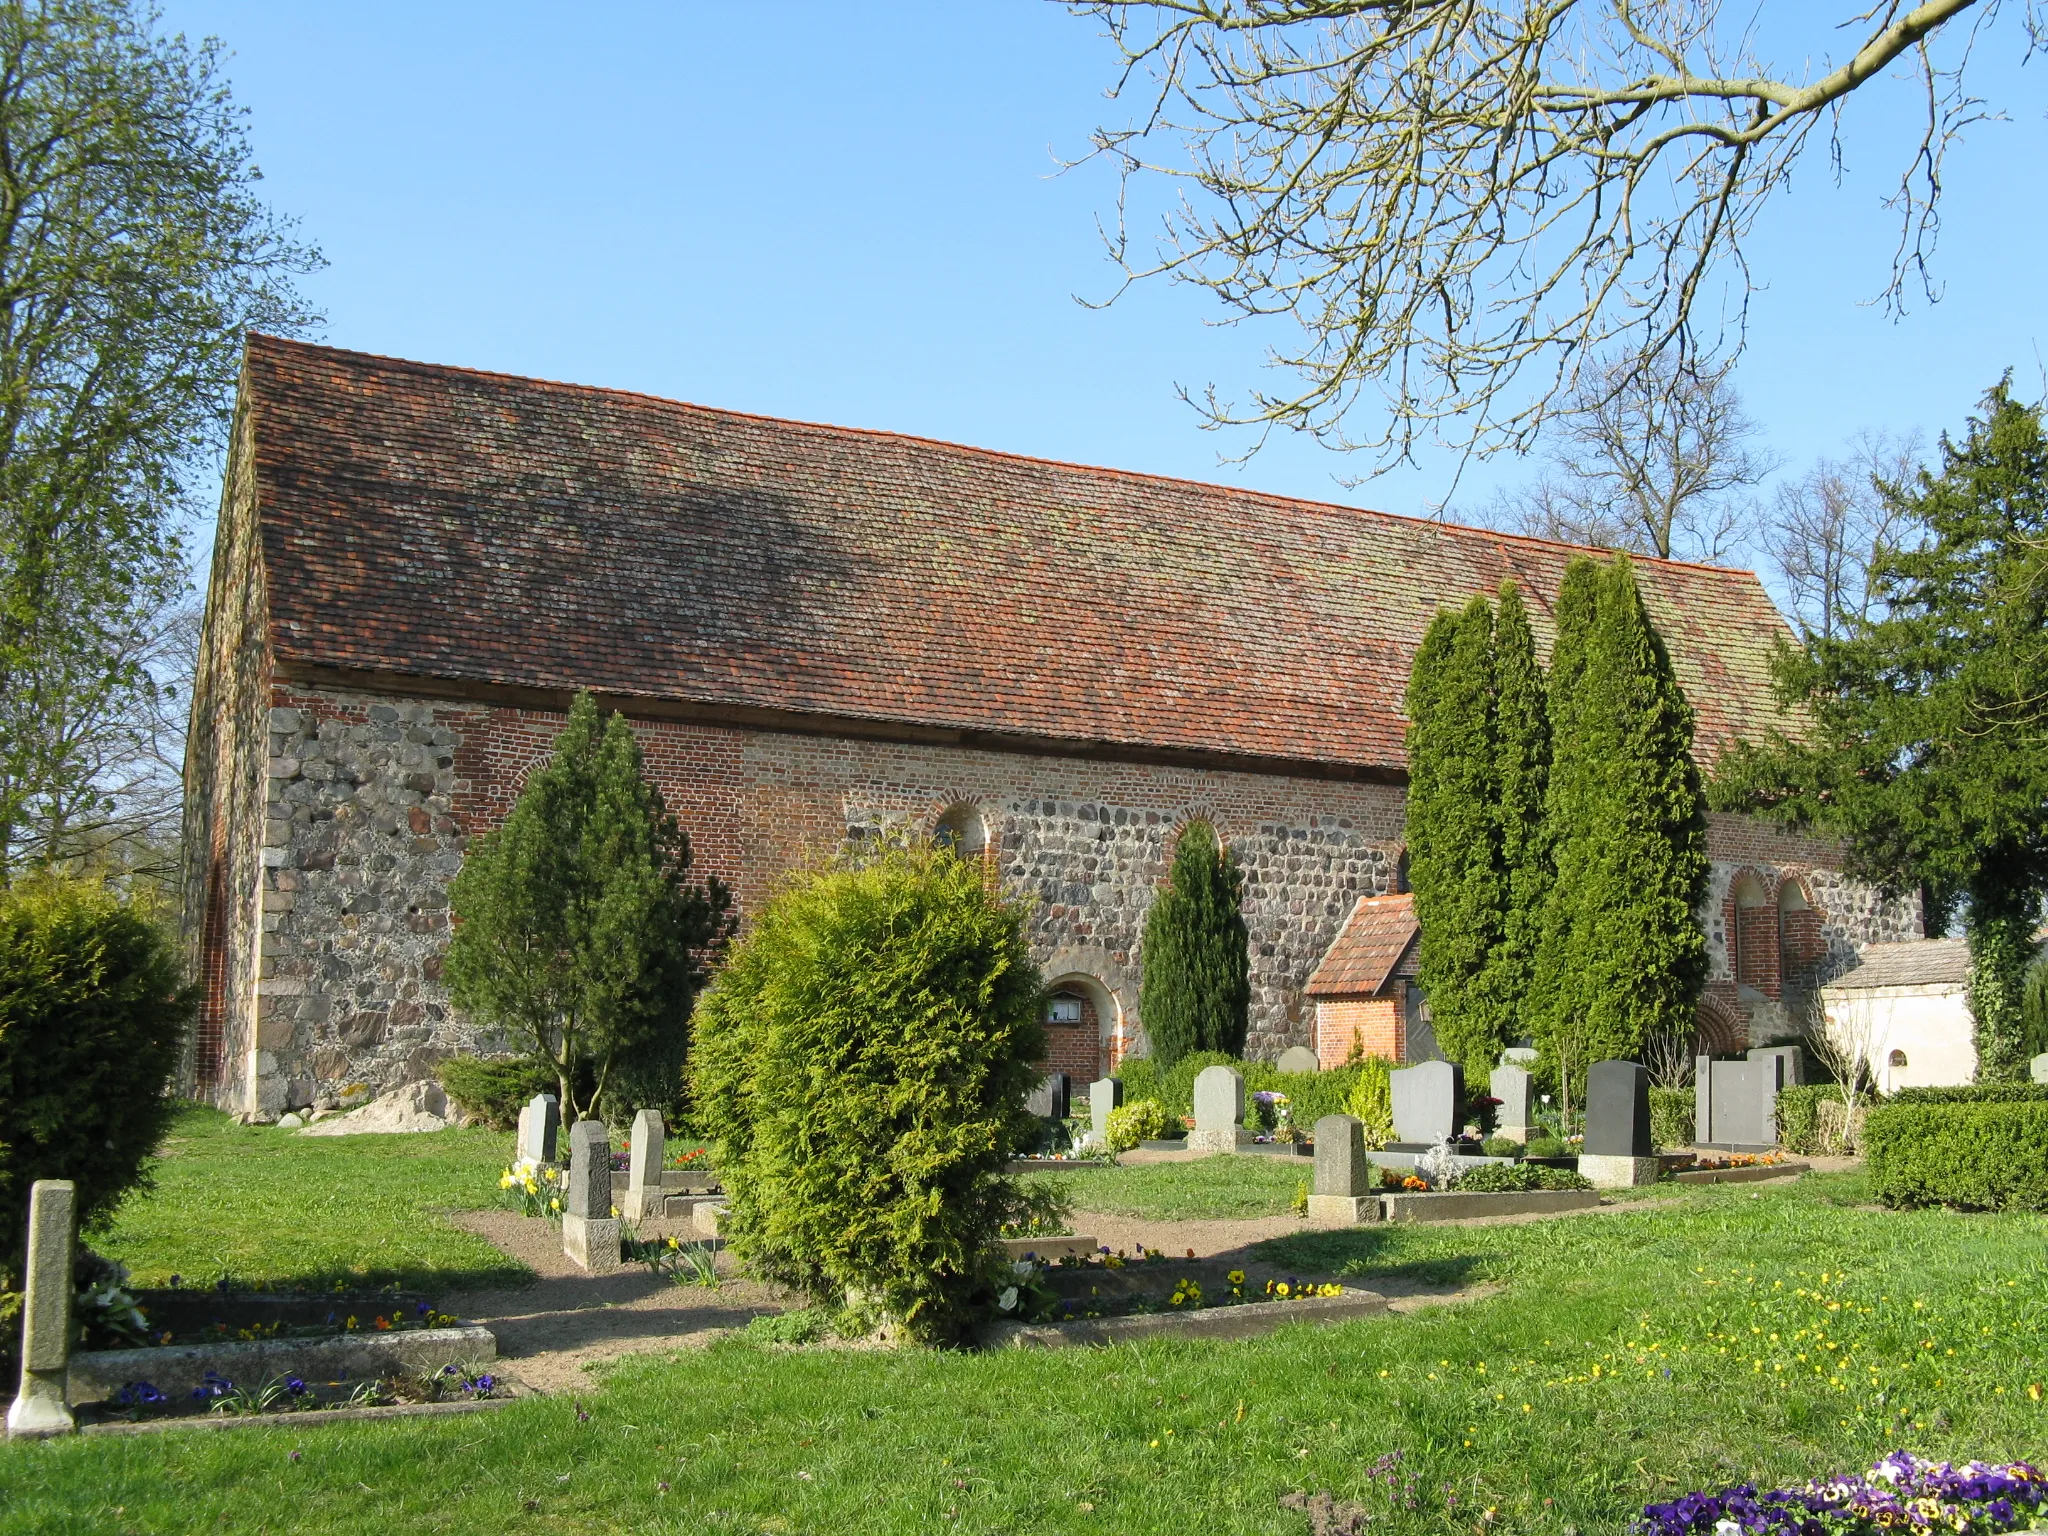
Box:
[244,333,1767,585]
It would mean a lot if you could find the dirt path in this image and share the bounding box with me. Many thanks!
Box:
[441,1210,796,1394]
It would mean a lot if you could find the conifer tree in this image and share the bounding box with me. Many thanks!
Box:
[1483,580,1550,1044]
[1531,557,1605,1114]
[1404,596,1507,1078]
[1572,556,1711,1066]
[446,692,734,1121]
[1139,820,1250,1068]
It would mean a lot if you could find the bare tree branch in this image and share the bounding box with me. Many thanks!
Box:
[1763,430,1921,640]
[1069,0,2032,470]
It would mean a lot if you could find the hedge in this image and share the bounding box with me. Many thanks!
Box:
[1888,1084,2048,1106]
[437,1056,560,1132]
[1774,1084,1856,1153]
[1648,1087,1693,1150]
[1863,1101,2048,1211]
[1113,1053,1369,1130]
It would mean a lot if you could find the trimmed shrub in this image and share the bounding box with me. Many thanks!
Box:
[1453,1162,1593,1193]
[437,1056,558,1131]
[1481,1136,1521,1158]
[1138,821,1250,1067]
[1888,1084,2048,1106]
[1648,1087,1695,1151]
[1345,1057,1395,1146]
[1272,1066,1367,1129]
[1153,1049,1243,1120]
[688,844,1044,1342]
[1105,1099,1174,1151]
[1525,1136,1569,1159]
[1114,1054,1161,1108]
[1864,1101,2048,1210]
[0,880,193,1283]
[1774,1083,1866,1153]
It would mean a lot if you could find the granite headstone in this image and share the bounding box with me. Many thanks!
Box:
[1390,1060,1463,1146]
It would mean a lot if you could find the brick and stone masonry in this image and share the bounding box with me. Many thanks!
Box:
[181,337,1923,1113]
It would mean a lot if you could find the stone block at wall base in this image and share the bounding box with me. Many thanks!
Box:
[1578,1154,1661,1189]
[561,1213,622,1273]
[692,1202,727,1239]
[1306,1194,1380,1228]
[7,1373,74,1438]
[1186,1128,1254,1155]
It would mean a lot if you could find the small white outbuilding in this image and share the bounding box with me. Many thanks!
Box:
[1819,938,1974,1093]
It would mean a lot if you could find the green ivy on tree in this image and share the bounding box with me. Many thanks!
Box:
[1716,382,2048,1081]
[444,692,733,1122]
[1404,595,1507,1079]
[1139,820,1250,1068]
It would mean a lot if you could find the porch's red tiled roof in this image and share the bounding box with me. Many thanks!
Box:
[241,336,1796,775]
[1303,894,1418,997]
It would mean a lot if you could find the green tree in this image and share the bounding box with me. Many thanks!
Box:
[1138,819,1249,1068]
[1535,557,1709,1111]
[0,2,317,875]
[444,692,733,1122]
[1530,557,1604,1116]
[1404,595,1506,1078]
[1485,580,1550,1046]
[690,842,1045,1343]
[1716,383,2048,1081]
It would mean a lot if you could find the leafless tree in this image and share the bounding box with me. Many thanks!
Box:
[1072,0,2033,469]
[1762,431,1921,639]
[1799,988,1876,1151]
[1481,355,1775,561]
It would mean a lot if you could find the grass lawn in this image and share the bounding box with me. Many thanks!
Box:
[6,1164,2044,1535]
[91,1103,529,1293]
[1033,1152,1310,1220]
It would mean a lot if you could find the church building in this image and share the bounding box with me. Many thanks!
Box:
[181,337,1922,1114]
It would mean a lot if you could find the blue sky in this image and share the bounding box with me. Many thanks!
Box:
[163,2,2048,562]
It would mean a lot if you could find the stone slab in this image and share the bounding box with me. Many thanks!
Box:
[1192,1065,1245,1132]
[561,1212,622,1272]
[999,1235,1101,1262]
[1673,1161,1809,1185]
[693,1202,728,1239]
[1584,1061,1652,1157]
[1306,1194,1381,1228]
[517,1094,559,1165]
[1087,1077,1123,1147]
[1368,1149,1513,1175]
[2032,1052,2048,1086]
[1578,1153,1661,1188]
[9,1179,76,1438]
[67,1325,498,1406]
[1313,1114,1371,1197]
[1390,1061,1463,1145]
[622,1109,666,1222]
[982,1289,1389,1349]
[1277,1046,1321,1074]
[1378,1189,1602,1223]
[565,1119,611,1221]
[1186,1126,1255,1155]
[1490,1064,1534,1137]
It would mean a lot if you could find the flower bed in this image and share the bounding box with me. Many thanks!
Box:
[83,1361,512,1427]
[1637,1452,2043,1536]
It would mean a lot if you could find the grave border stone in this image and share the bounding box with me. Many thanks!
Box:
[7,1179,76,1438]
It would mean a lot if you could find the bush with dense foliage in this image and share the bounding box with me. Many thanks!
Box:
[0,879,193,1283]
[1525,1136,1570,1159]
[1863,1101,2048,1211]
[436,1056,560,1131]
[1137,821,1250,1068]
[1648,1086,1695,1150]
[1345,1056,1394,1146]
[1774,1083,1871,1153]
[446,691,732,1123]
[689,843,1045,1342]
[1887,1083,2048,1105]
[1104,1098,1174,1151]
[1452,1161,1593,1193]
[1115,1050,1373,1135]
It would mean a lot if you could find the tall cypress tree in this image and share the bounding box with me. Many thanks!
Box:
[1139,820,1250,1068]
[1483,580,1550,1045]
[1531,558,1607,1115]
[1405,595,1507,1078]
[1572,556,1711,1066]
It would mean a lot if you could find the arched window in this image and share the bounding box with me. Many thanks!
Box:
[1728,873,1779,998]
[1394,847,1411,895]
[934,803,991,867]
[1888,1049,1908,1068]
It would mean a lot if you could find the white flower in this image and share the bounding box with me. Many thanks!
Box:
[1717,1521,1742,1536]
[997,1286,1019,1312]
[1011,1259,1035,1278]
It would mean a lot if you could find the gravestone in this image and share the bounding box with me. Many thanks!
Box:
[518,1093,560,1165]
[6,1180,75,1438]
[1695,1047,1796,1150]
[1580,1060,1657,1187]
[1500,1046,1539,1066]
[561,1119,621,1272]
[622,1108,666,1223]
[1026,1073,1071,1121]
[1187,1064,1252,1154]
[2032,1052,2048,1086]
[1277,1045,1321,1075]
[1306,1114,1378,1227]
[1389,1060,1463,1147]
[1489,1063,1535,1143]
[1087,1077,1123,1148]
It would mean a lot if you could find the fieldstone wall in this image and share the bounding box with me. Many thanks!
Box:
[200,682,1920,1113]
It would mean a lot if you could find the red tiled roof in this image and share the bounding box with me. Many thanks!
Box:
[1303,895,1418,997]
[241,336,1797,775]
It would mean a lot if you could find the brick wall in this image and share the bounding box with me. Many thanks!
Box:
[193,677,1923,1111]
[1315,998,1402,1066]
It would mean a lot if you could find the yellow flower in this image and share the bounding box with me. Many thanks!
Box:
[1227,1270,1245,1285]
